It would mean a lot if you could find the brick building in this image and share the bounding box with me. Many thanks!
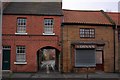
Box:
[107,12,120,72]
[2,2,63,72]
[62,10,116,73]
[2,2,119,73]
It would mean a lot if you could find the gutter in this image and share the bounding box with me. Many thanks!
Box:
[63,22,114,26]
[3,13,63,16]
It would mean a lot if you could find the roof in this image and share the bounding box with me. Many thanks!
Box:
[63,9,113,25]
[3,2,63,16]
[107,12,120,26]
[3,2,10,9]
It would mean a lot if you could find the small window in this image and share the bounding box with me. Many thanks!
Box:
[16,46,26,62]
[96,51,103,64]
[44,19,54,34]
[118,30,120,41]
[80,28,95,38]
[17,18,26,33]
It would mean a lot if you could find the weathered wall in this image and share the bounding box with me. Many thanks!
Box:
[62,25,114,73]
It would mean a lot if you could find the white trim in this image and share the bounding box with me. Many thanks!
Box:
[14,62,27,65]
[43,33,55,35]
[15,33,28,35]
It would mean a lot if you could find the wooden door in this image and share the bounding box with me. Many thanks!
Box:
[96,50,104,71]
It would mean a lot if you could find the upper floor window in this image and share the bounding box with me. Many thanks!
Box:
[44,19,54,35]
[80,28,95,38]
[17,18,26,33]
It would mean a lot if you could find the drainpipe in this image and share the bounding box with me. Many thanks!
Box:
[114,25,116,72]
[114,23,118,72]
[60,16,64,73]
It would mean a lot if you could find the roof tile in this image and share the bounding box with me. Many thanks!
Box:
[107,12,120,26]
[63,10,112,25]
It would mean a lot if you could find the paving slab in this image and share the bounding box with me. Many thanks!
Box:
[1,71,120,80]
[10,73,32,78]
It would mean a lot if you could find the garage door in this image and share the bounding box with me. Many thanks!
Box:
[75,49,96,67]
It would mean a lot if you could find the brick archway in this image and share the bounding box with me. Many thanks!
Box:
[36,46,60,72]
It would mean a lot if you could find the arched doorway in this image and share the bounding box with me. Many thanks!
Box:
[37,46,60,72]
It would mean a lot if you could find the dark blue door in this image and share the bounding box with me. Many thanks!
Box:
[2,50,10,70]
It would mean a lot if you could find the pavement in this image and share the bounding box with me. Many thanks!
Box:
[1,71,120,80]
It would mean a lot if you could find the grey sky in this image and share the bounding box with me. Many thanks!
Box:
[62,0,120,12]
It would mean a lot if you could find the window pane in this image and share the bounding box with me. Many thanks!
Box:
[17,18,26,33]
[44,19,54,34]
[96,51,103,64]
[80,28,95,38]
[16,46,26,62]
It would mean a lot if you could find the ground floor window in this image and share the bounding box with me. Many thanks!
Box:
[96,50,103,64]
[75,49,96,67]
[16,46,26,62]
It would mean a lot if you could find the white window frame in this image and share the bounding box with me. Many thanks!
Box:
[16,46,26,62]
[43,19,55,35]
[17,18,27,33]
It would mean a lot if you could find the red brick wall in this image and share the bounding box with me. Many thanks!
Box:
[3,15,61,36]
[2,15,62,72]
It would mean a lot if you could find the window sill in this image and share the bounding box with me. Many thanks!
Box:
[14,62,27,65]
[15,33,28,35]
[43,33,55,35]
